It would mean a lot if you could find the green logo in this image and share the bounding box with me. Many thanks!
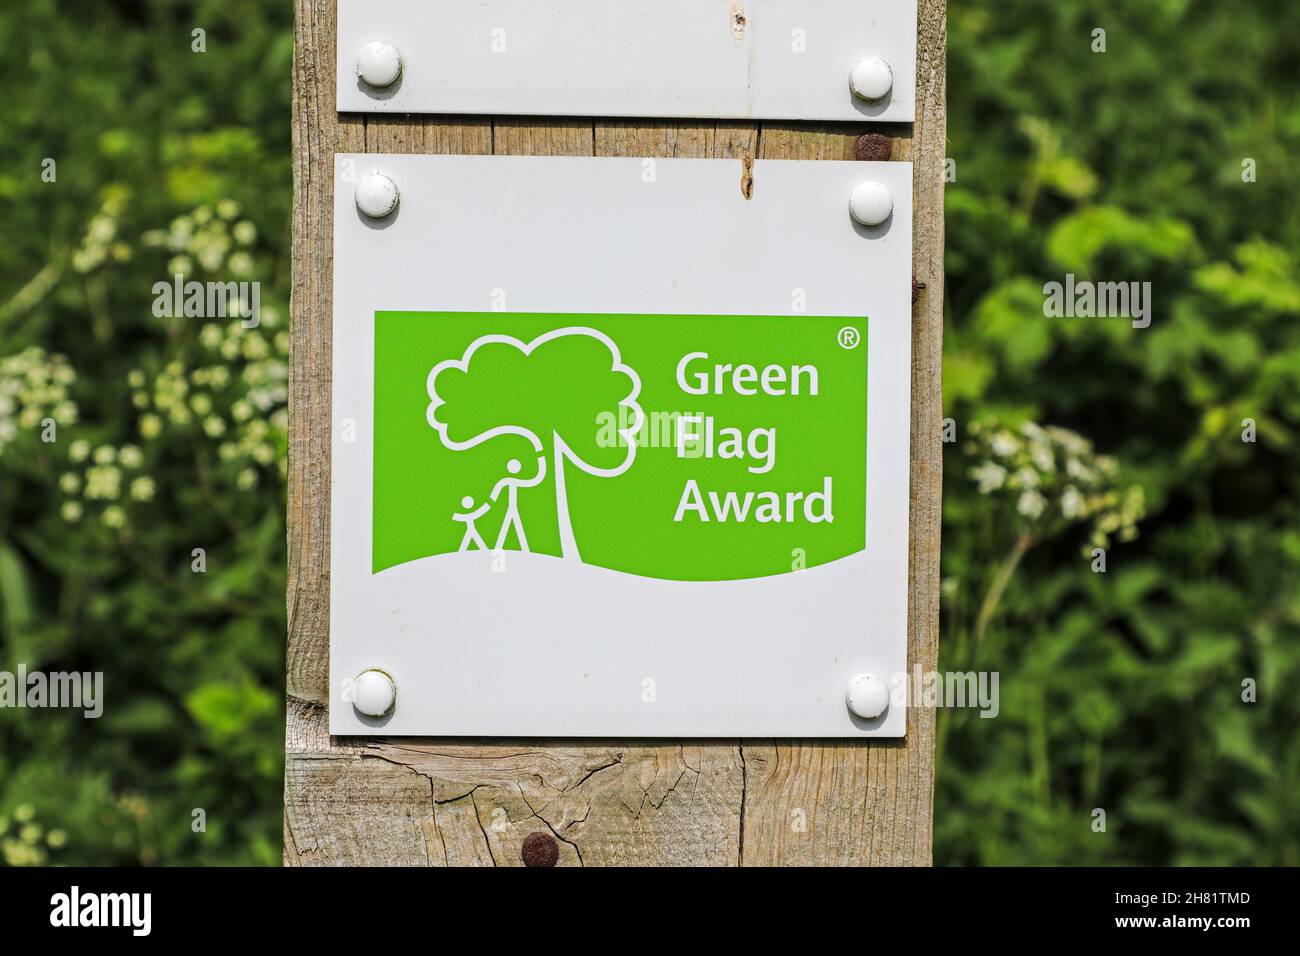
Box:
[373,312,867,581]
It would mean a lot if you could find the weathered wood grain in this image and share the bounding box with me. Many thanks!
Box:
[287,0,945,866]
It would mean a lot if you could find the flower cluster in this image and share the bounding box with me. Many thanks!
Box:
[47,198,287,534]
[966,419,1144,549]
[71,189,132,274]
[0,347,79,456]
[129,311,288,492]
[0,804,67,867]
[143,199,257,279]
[58,440,154,530]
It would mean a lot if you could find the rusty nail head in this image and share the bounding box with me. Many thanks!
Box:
[854,133,892,163]
[521,831,559,867]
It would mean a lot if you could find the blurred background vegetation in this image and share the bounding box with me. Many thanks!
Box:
[0,0,290,865]
[0,0,1296,865]
[938,0,1300,865]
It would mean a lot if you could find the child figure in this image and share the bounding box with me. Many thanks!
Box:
[452,495,492,552]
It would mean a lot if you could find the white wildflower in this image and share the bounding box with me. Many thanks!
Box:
[990,431,1020,458]
[1060,485,1086,520]
[972,462,1007,494]
[85,465,122,501]
[118,445,144,469]
[1017,490,1047,519]
[1012,467,1041,489]
[129,477,156,502]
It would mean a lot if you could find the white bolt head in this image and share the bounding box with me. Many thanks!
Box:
[845,672,890,720]
[352,669,396,717]
[356,172,399,218]
[849,181,894,227]
[357,41,403,88]
[850,57,894,101]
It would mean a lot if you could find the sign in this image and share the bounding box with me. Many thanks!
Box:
[377,315,867,578]
[331,154,912,736]
[337,0,918,122]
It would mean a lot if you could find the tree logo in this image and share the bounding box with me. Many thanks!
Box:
[426,327,643,562]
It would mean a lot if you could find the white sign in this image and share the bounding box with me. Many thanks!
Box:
[331,154,913,736]
[337,0,918,122]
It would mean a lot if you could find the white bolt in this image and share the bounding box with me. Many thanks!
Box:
[849,181,893,227]
[356,172,399,218]
[357,40,403,88]
[845,672,890,720]
[352,669,396,717]
[850,57,894,101]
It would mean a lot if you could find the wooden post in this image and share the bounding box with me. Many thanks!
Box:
[287,0,945,865]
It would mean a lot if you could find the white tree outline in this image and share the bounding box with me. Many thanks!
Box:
[426,327,644,561]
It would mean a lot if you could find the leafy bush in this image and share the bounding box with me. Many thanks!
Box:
[0,0,289,865]
[938,0,1300,865]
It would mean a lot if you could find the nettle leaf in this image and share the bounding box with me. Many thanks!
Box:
[972,279,1055,370]
[1194,241,1300,315]
[1212,710,1272,777]
[103,697,176,737]
[1046,206,1198,273]
[185,680,276,743]
[0,538,36,637]
[1100,563,1162,610]
[943,352,996,409]
[1170,632,1242,680]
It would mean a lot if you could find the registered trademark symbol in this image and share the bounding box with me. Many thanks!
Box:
[837,326,861,350]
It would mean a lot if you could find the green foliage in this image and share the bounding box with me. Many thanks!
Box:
[1,0,1297,866]
[939,0,1300,865]
[0,0,289,865]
